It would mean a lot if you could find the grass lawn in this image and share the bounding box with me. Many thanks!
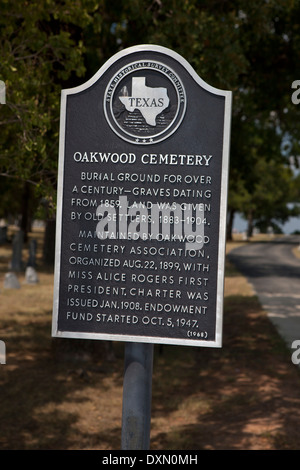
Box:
[0,229,300,449]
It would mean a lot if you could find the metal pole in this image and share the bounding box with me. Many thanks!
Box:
[121,342,154,450]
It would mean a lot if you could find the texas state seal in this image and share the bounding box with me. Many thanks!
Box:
[103,60,186,145]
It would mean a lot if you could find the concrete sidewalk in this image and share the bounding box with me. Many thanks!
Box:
[228,236,300,357]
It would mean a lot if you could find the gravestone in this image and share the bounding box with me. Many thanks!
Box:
[25,266,39,284]
[4,272,20,289]
[27,238,37,268]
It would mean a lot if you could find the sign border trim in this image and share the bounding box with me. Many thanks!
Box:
[52,44,232,348]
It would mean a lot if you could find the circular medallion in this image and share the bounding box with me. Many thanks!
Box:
[104,60,186,145]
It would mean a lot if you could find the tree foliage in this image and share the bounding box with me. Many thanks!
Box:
[0,0,91,200]
[1,0,300,234]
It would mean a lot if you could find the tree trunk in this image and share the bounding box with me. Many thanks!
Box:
[226,208,235,241]
[20,182,31,243]
[247,210,254,239]
[43,218,56,266]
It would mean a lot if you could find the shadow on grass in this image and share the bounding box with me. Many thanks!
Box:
[150,295,300,450]
[1,295,300,449]
[0,316,124,449]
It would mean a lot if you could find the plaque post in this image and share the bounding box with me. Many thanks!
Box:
[121,342,154,450]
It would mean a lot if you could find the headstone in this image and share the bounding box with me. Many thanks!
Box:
[24,266,39,284]
[27,238,37,268]
[10,230,24,272]
[3,272,20,289]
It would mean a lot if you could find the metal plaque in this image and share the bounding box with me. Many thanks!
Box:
[52,45,232,347]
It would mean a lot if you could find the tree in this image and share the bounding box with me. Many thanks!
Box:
[0,0,92,192]
[105,0,300,236]
[242,159,297,236]
[0,0,103,249]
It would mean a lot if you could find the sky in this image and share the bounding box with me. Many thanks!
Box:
[233,212,300,235]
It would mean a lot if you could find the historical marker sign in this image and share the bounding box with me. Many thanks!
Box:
[52,45,232,347]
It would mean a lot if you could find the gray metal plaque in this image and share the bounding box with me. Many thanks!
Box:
[52,45,232,347]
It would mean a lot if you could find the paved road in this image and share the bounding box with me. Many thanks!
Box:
[228,236,300,352]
